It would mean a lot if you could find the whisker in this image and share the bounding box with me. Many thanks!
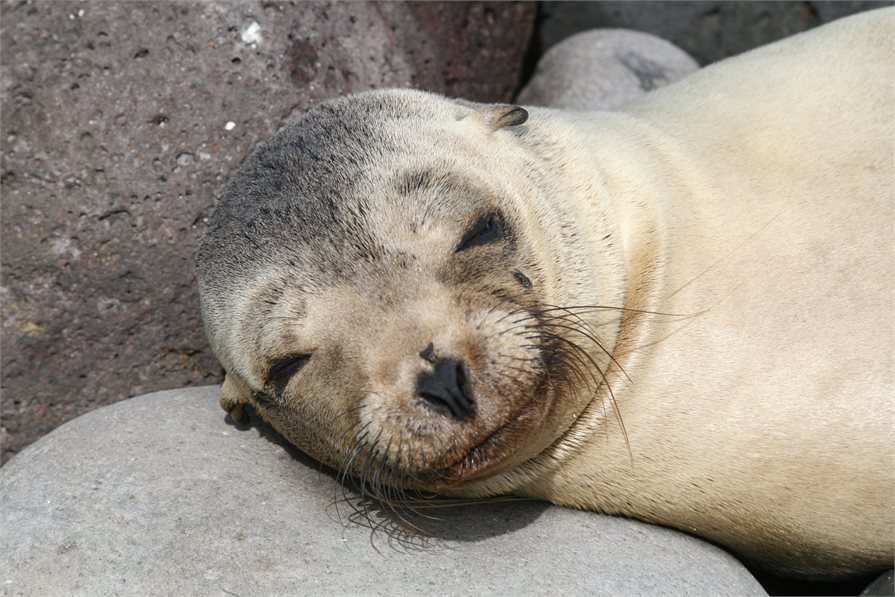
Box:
[543,319,631,385]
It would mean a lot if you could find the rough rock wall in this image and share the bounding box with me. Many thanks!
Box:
[0,0,536,461]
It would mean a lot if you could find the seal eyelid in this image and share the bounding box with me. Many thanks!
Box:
[266,353,312,392]
[455,211,503,253]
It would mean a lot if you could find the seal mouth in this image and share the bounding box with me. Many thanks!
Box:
[432,390,547,488]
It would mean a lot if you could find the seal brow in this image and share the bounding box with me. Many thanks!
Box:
[395,170,435,195]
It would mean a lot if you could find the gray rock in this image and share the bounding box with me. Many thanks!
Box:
[536,1,889,66]
[862,569,895,596]
[0,1,536,462]
[517,29,699,111]
[0,386,767,596]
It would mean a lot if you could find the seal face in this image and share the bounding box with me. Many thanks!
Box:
[197,91,627,492]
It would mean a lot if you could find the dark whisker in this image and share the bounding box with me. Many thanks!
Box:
[543,318,631,385]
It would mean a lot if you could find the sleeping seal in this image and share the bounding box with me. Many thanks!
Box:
[196,8,894,577]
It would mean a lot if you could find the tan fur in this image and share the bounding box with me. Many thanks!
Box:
[198,9,894,578]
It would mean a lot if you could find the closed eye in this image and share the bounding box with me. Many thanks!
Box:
[266,353,312,394]
[455,211,502,253]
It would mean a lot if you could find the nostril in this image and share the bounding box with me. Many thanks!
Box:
[419,342,436,364]
[434,358,469,398]
[417,375,458,419]
[454,361,471,401]
[416,358,476,420]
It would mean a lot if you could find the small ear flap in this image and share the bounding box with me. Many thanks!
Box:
[470,104,529,131]
[220,372,252,425]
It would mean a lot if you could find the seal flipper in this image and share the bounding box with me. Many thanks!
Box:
[219,372,252,425]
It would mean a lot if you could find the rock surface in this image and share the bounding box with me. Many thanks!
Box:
[535,1,890,66]
[0,0,536,461]
[862,569,895,596]
[517,29,699,111]
[0,386,768,596]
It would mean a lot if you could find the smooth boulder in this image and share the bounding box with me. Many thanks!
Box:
[0,386,766,596]
[517,29,699,111]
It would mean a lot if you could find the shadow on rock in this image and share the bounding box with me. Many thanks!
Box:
[225,404,550,544]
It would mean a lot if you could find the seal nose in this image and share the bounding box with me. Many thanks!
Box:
[416,358,476,421]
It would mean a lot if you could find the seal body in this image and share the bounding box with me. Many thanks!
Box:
[197,9,894,578]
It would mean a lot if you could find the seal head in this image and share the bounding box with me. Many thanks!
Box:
[197,89,626,492]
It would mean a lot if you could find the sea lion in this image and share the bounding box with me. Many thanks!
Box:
[196,9,894,578]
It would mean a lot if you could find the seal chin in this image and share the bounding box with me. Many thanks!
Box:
[430,386,550,488]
